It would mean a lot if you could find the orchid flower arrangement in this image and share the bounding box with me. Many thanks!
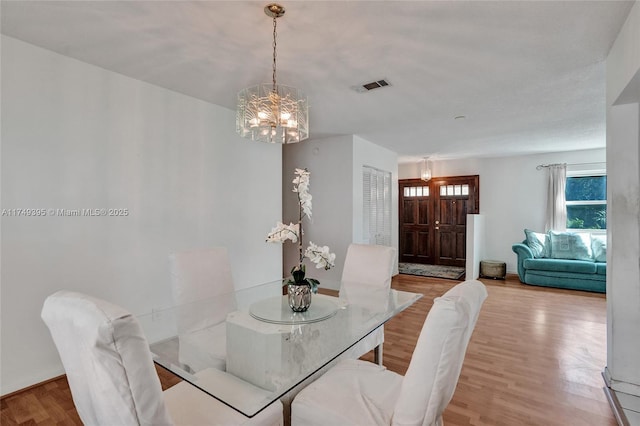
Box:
[267,168,336,287]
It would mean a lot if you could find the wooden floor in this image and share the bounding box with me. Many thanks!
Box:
[1,274,615,425]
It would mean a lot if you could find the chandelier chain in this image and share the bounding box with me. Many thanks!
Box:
[272,16,277,91]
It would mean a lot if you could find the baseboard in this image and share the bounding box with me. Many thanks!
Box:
[604,367,640,396]
[0,374,66,400]
[604,367,613,386]
[603,384,631,426]
[602,368,640,426]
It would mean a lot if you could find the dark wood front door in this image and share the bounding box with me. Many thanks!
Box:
[399,175,479,266]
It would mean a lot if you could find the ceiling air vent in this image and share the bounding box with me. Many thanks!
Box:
[352,79,391,93]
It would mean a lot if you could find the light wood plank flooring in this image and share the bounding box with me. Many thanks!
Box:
[1,274,615,425]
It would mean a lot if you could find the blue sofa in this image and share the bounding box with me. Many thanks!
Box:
[512,242,606,293]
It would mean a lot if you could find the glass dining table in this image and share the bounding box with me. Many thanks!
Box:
[138,279,422,419]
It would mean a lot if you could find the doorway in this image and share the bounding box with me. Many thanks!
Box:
[399,175,479,267]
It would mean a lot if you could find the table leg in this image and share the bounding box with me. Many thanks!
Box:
[374,344,383,366]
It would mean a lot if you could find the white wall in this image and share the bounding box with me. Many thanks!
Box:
[466,214,486,279]
[282,135,353,287]
[398,148,606,273]
[282,135,398,288]
[605,0,640,397]
[0,36,282,395]
[607,1,640,106]
[352,136,399,274]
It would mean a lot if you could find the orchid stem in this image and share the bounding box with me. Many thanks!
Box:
[298,191,304,268]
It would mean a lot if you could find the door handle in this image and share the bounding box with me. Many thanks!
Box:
[435,220,440,224]
[435,226,439,230]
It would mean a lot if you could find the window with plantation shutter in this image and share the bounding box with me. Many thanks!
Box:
[363,166,392,246]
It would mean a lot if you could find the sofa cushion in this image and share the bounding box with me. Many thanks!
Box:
[591,234,607,262]
[523,258,597,274]
[596,263,606,275]
[524,229,549,258]
[548,231,592,261]
[523,270,606,293]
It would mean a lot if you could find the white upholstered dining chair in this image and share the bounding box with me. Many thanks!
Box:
[339,243,396,364]
[169,247,236,372]
[291,279,487,426]
[41,290,283,426]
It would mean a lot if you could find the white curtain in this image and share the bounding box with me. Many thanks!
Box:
[545,163,567,232]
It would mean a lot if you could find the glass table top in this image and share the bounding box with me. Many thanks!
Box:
[138,279,422,418]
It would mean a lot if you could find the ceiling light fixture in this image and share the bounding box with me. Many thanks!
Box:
[236,3,309,144]
[421,157,432,182]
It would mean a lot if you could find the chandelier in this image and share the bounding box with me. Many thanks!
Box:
[421,157,432,182]
[236,3,309,144]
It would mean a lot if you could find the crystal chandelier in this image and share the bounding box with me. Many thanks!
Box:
[236,3,309,144]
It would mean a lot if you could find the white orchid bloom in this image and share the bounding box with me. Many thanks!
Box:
[324,250,336,269]
[299,191,312,218]
[266,222,299,243]
[266,169,335,281]
[292,169,310,192]
[305,242,336,270]
[296,181,309,194]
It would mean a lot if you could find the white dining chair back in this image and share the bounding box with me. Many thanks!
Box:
[41,290,283,426]
[169,247,236,329]
[41,290,175,425]
[169,248,236,372]
[340,243,396,308]
[339,243,396,362]
[393,279,488,426]
[290,280,487,426]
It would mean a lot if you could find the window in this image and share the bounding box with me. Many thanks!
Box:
[403,186,429,197]
[566,173,606,230]
[363,166,392,246]
[439,184,469,197]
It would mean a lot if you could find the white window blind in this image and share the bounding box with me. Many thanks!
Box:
[363,166,392,246]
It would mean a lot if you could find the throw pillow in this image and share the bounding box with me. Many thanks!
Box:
[524,229,549,258]
[591,234,607,262]
[549,231,593,261]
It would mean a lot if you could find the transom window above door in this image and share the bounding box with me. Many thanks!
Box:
[439,184,469,197]
[403,186,430,197]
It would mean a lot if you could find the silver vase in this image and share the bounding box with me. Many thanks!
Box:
[287,284,312,312]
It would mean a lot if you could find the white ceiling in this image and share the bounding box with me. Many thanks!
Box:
[1,1,634,162]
